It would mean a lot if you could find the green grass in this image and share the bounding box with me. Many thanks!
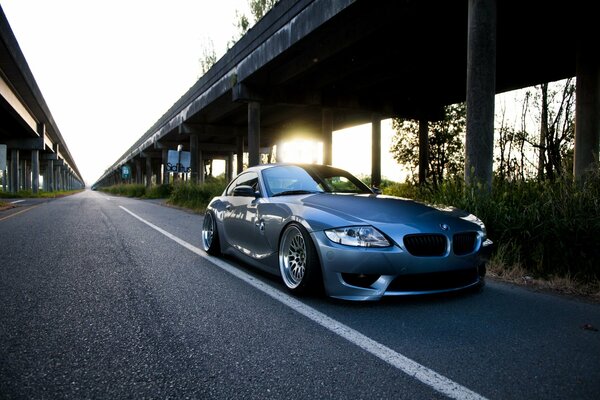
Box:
[0,189,84,199]
[100,178,227,213]
[167,178,227,212]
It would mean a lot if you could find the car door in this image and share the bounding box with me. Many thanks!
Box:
[222,172,263,256]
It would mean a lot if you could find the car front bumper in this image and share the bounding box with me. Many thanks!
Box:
[311,231,492,301]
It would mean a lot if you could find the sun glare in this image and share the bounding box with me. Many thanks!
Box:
[278,139,323,164]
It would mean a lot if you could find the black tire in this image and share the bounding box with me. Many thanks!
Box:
[202,212,221,255]
[278,223,322,295]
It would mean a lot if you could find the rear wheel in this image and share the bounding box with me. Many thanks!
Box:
[278,223,322,295]
[202,212,220,255]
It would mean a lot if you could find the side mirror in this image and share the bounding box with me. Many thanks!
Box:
[371,187,382,195]
[233,185,260,197]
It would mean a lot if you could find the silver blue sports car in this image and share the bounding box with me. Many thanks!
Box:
[202,164,493,301]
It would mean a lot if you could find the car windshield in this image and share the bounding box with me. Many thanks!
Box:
[262,165,372,197]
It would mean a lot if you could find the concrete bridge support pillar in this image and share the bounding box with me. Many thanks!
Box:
[227,152,234,182]
[190,134,199,183]
[31,150,39,194]
[47,159,54,192]
[236,136,244,174]
[59,166,65,191]
[371,115,381,189]
[153,160,162,185]
[248,102,261,167]
[161,149,170,184]
[419,119,429,185]
[465,0,496,189]
[145,156,152,188]
[55,166,61,191]
[135,158,142,185]
[199,150,205,184]
[322,109,333,165]
[574,31,600,180]
[23,159,30,190]
[54,166,59,191]
[10,149,19,193]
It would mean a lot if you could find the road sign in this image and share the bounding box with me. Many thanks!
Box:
[166,150,191,173]
[122,165,131,179]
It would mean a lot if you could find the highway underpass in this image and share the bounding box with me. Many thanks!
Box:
[83,0,596,189]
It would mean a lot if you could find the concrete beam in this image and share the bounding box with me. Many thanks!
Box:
[179,123,241,137]
[232,83,264,103]
[41,153,58,160]
[5,137,44,150]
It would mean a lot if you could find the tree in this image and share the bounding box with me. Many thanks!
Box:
[495,91,537,181]
[494,78,576,182]
[390,103,466,187]
[229,0,279,48]
[534,79,576,181]
[198,38,217,76]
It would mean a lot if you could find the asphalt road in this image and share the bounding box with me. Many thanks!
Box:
[1,190,598,399]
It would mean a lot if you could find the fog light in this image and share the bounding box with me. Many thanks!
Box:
[341,273,380,288]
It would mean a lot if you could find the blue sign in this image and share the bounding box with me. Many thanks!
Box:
[122,165,131,179]
[166,150,191,173]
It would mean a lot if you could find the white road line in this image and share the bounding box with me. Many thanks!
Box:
[10,200,25,204]
[119,205,488,400]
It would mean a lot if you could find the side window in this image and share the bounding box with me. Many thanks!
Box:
[225,172,259,196]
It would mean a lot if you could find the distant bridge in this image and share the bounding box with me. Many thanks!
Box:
[1,6,84,193]
[92,0,597,189]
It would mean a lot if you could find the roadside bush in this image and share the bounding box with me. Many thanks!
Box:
[167,178,227,212]
[101,184,146,198]
[100,179,226,212]
[145,184,173,199]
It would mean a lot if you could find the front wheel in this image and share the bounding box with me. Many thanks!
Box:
[202,212,220,255]
[278,223,322,295]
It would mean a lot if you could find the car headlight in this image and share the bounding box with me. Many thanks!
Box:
[462,213,487,237]
[325,226,391,247]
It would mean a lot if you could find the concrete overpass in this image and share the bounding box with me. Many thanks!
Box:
[0,6,84,193]
[94,0,598,189]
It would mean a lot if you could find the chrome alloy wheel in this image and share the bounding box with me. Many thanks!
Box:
[279,225,307,289]
[202,212,215,251]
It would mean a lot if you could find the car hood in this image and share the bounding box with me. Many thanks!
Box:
[297,193,483,233]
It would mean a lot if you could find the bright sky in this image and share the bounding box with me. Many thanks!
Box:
[1,0,406,185]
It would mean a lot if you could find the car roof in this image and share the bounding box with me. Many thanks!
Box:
[244,163,343,174]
